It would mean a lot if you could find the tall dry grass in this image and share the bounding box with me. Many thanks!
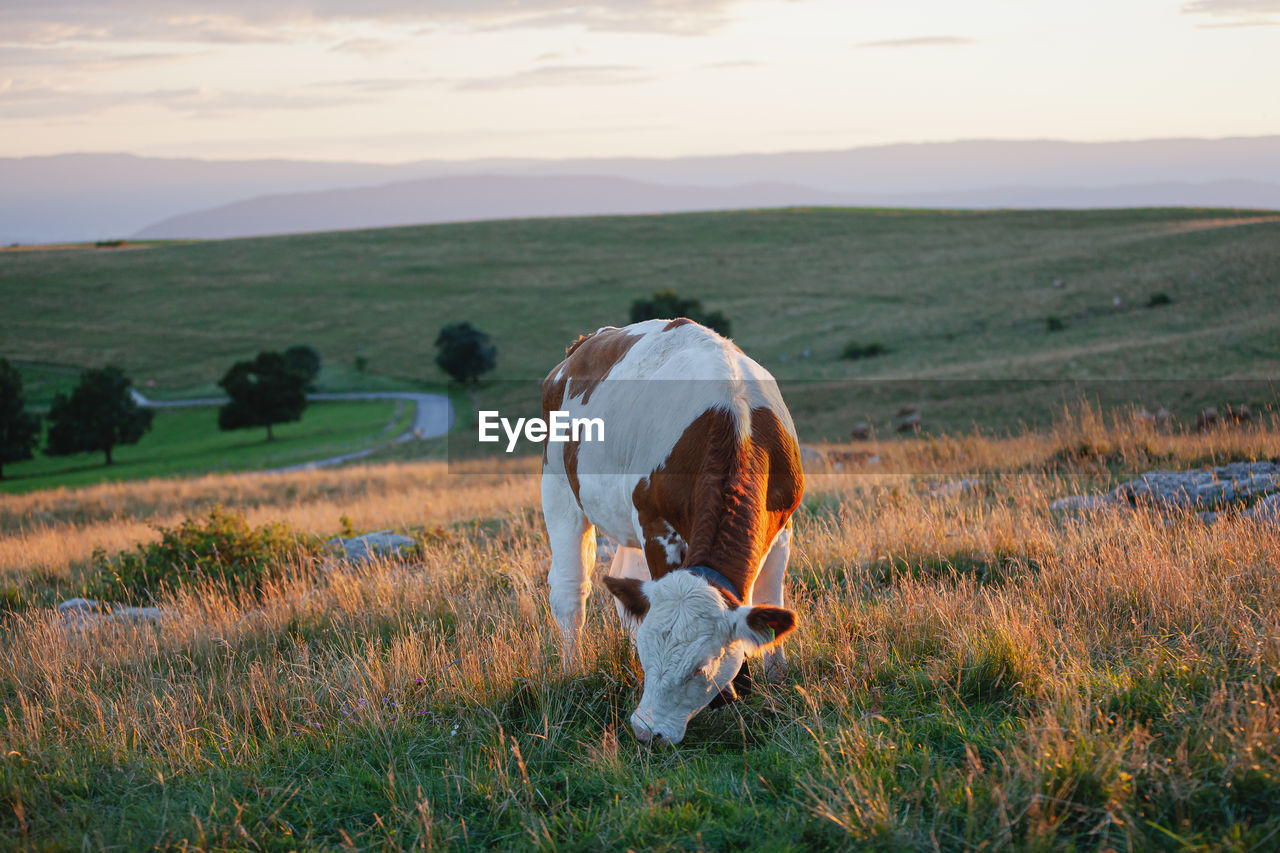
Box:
[2,412,1278,848]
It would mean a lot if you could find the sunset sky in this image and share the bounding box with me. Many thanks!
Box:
[2,0,1278,163]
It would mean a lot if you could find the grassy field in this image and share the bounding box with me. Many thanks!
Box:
[0,400,408,494]
[4,208,1278,438]
[1,412,1278,849]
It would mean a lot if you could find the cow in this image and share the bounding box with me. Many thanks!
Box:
[540,318,804,744]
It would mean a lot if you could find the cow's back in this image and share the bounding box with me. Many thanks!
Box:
[541,319,803,590]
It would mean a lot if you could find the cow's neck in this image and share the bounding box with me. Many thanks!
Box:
[682,563,744,602]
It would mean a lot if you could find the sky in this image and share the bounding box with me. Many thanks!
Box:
[1,0,1278,163]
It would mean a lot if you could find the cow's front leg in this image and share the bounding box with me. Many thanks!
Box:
[542,473,596,664]
[753,523,793,682]
[603,546,649,635]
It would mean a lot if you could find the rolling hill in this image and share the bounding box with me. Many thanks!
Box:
[3,206,1278,440]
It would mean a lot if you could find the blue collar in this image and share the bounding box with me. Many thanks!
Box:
[683,564,742,601]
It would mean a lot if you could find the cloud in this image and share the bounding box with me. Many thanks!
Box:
[0,84,358,119]
[453,64,653,91]
[0,1,749,44]
[309,77,428,93]
[328,38,399,58]
[702,59,766,69]
[1182,0,1280,13]
[1182,0,1280,25]
[0,45,196,70]
[856,35,976,49]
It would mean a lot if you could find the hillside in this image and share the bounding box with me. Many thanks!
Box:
[3,206,1278,440]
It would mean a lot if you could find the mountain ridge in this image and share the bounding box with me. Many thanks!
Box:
[5,136,1279,242]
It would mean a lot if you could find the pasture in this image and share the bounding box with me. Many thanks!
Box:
[2,411,1278,849]
[0,400,410,494]
[4,208,1279,438]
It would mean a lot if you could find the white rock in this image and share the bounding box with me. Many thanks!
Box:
[799,445,830,474]
[326,530,416,563]
[929,479,979,499]
[58,598,165,625]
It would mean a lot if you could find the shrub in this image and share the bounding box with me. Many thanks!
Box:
[1046,315,1066,332]
[1148,292,1172,307]
[841,341,889,360]
[629,289,732,337]
[87,506,319,604]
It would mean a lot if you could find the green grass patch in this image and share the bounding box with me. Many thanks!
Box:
[0,399,400,493]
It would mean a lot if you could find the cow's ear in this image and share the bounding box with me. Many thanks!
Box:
[733,605,796,652]
[602,576,649,620]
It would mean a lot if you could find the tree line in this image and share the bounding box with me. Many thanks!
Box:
[0,345,323,477]
[0,323,505,478]
[2,291,730,478]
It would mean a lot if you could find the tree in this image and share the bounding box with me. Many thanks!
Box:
[45,366,152,466]
[218,351,308,441]
[284,345,322,390]
[629,289,732,337]
[0,359,41,479]
[435,323,497,387]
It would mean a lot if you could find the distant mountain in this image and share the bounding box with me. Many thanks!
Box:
[4,136,1279,243]
[131,174,1280,240]
[0,153,445,244]
[131,175,856,239]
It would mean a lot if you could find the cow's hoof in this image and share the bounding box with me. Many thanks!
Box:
[762,653,789,684]
[732,663,756,698]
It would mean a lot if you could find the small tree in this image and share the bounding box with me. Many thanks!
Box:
[218,351,308,441]
[45,366,152,466]
[435,323,497,387]
[284,345,322,390]
[0,359,41,479]
[629,289,731,337]
[842,341,889,360]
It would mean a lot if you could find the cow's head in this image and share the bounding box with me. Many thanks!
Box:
[602,571,796,744]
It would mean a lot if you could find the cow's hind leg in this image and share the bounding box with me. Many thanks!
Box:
[542,474,596,664]
[753,524,793,682]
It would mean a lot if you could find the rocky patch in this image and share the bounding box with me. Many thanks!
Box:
[1051,461,1280,522]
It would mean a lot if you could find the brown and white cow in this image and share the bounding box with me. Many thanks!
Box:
[541,318,804,744]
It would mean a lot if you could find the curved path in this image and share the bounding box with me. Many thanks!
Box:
[129,388,454,472]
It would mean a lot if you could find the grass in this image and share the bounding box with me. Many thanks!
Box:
[1,411,1278,848]
[3,208,1279,436]
[0,400,407,494]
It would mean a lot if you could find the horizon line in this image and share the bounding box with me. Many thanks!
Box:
[5,132,1280,167]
